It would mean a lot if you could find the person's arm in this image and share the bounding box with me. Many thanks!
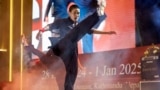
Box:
[36,25,50,40]
[42,19,61,32]
[40,25,50,32]
[37,19,60,40]
[44,0,53,22]
[40,18,60,32]
[92,28,116,35]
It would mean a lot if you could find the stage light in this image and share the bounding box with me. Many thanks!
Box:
[9,0,13,82]
[20,0,24,89]
[0,49,7,52]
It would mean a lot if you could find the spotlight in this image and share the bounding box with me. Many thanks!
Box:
[0,49,7,52]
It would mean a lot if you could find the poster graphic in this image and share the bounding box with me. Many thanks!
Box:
[32,0,135,55]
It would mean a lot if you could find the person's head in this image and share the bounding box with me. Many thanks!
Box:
[68,4,80,22]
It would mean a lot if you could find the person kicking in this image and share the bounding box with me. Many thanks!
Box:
[22,1,116,90]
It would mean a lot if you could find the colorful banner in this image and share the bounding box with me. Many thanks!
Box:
[32,0,135,54]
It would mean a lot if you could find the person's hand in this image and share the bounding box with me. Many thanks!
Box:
[97,0,107,16]
[36,25,50,40]
[98,0,107,8]
[44,16,49,22]
[36,30,42,40]
[21,34,29,46]
[108,31,117,35]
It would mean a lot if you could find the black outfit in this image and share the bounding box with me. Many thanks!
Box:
[25,12,99,90]
[50,11,99,90]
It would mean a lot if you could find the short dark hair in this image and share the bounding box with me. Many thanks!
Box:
[69,4,79,12]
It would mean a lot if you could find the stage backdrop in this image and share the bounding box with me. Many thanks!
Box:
[30,0,141,90]
[31,0,135,55]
